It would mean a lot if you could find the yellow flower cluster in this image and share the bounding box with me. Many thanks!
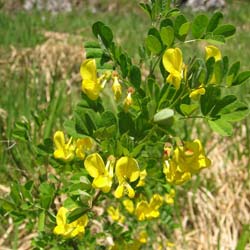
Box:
[162,45,222,100]
[53,131,94,162]
[163,139,211,185]
[80,59,136,111]
[107,206,124,223]
[84,153,146,198]
[54,207,88,238]
[122,194,163,221]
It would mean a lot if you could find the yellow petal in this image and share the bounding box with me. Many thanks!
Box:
[80,59,97,82]
[84,153,106,178]
[126,183,135,198]
[93,175,112,193]
[135,201,149,221]
[189,87,206,100]
[115,157,140,182]
[205,45,222,61]
[82,79,101,100]
[114,184,124,199]
[112,76,122,101]
[122,199,134,213]
[166,72,182,89]
[53,131,65,150]
[150,194,163,210]
[163,48,183,74]
[57,207,67,224]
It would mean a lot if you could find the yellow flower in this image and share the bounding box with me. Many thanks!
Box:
[163,159,191,185]
[163,139,211,185]
[80,59,102,100]
[205,45,222,84]
[75,137,94,160]
[114,157,140,199]
[137,231,148,244]
[53,207,88,238]
[124,92,133,111]
[135,194,163,221]
[162,48,183,89]
[205,45,222,62]
[112,76,122,101]
[189,85,206,100]
[165,189,175,205]
[175,139,211,174]
[84,153,114,193]
[136,169,147,187]
[53,131,75,162]
[107,206,124,223]
[122,199,134,214]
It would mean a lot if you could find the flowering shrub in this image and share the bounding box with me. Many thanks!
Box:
[1,1,250,249]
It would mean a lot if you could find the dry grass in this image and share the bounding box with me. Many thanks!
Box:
[174,139,250,250]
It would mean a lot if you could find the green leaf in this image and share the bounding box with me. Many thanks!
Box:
[204,33,225,45]
[211,95,237,117]
[119,54,128,78]
[10,182,22,205]
[208,119,233,136]
[206,12,223,32]
[192,14,209,38]
[84,41,100,48]
[85,48,103,59]
[232,71,250,86]
[218,101,249,122]
[179,22,191,36]
[139,3,152,19]
[39,183,55,209]
[129,65,142,89]
[174,14,188,41]
[160,18,174,29]
[101,25,113,46]
[200,86,221,115]
[0,198,16,211]
[118,112,135,135]
[101,111,117,127]
[153,108,174,126]
[226,61,240,86]
[180,104,199,116]
[145,35,162,54]
[92,21,104,38]
[213,24,236,38]
[92,21,113,48]
[67,207,88,224]
[160,26,174,47]
[38,211,45,232]
[214,60,223,84]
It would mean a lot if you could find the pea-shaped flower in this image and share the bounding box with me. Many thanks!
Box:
[112,76,122,101]
[135,194,163,221]
[75,137,94,160]
[163,139,211,185]
[80,59,102,100]
[84,153,114,193]
[53,207,88,238]
[53,131,75,162]
[114,157,140,199]
[205,45,222,62]
[162,48,183,89]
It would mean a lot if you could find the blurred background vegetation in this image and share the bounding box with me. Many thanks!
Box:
[0,0,249,249]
